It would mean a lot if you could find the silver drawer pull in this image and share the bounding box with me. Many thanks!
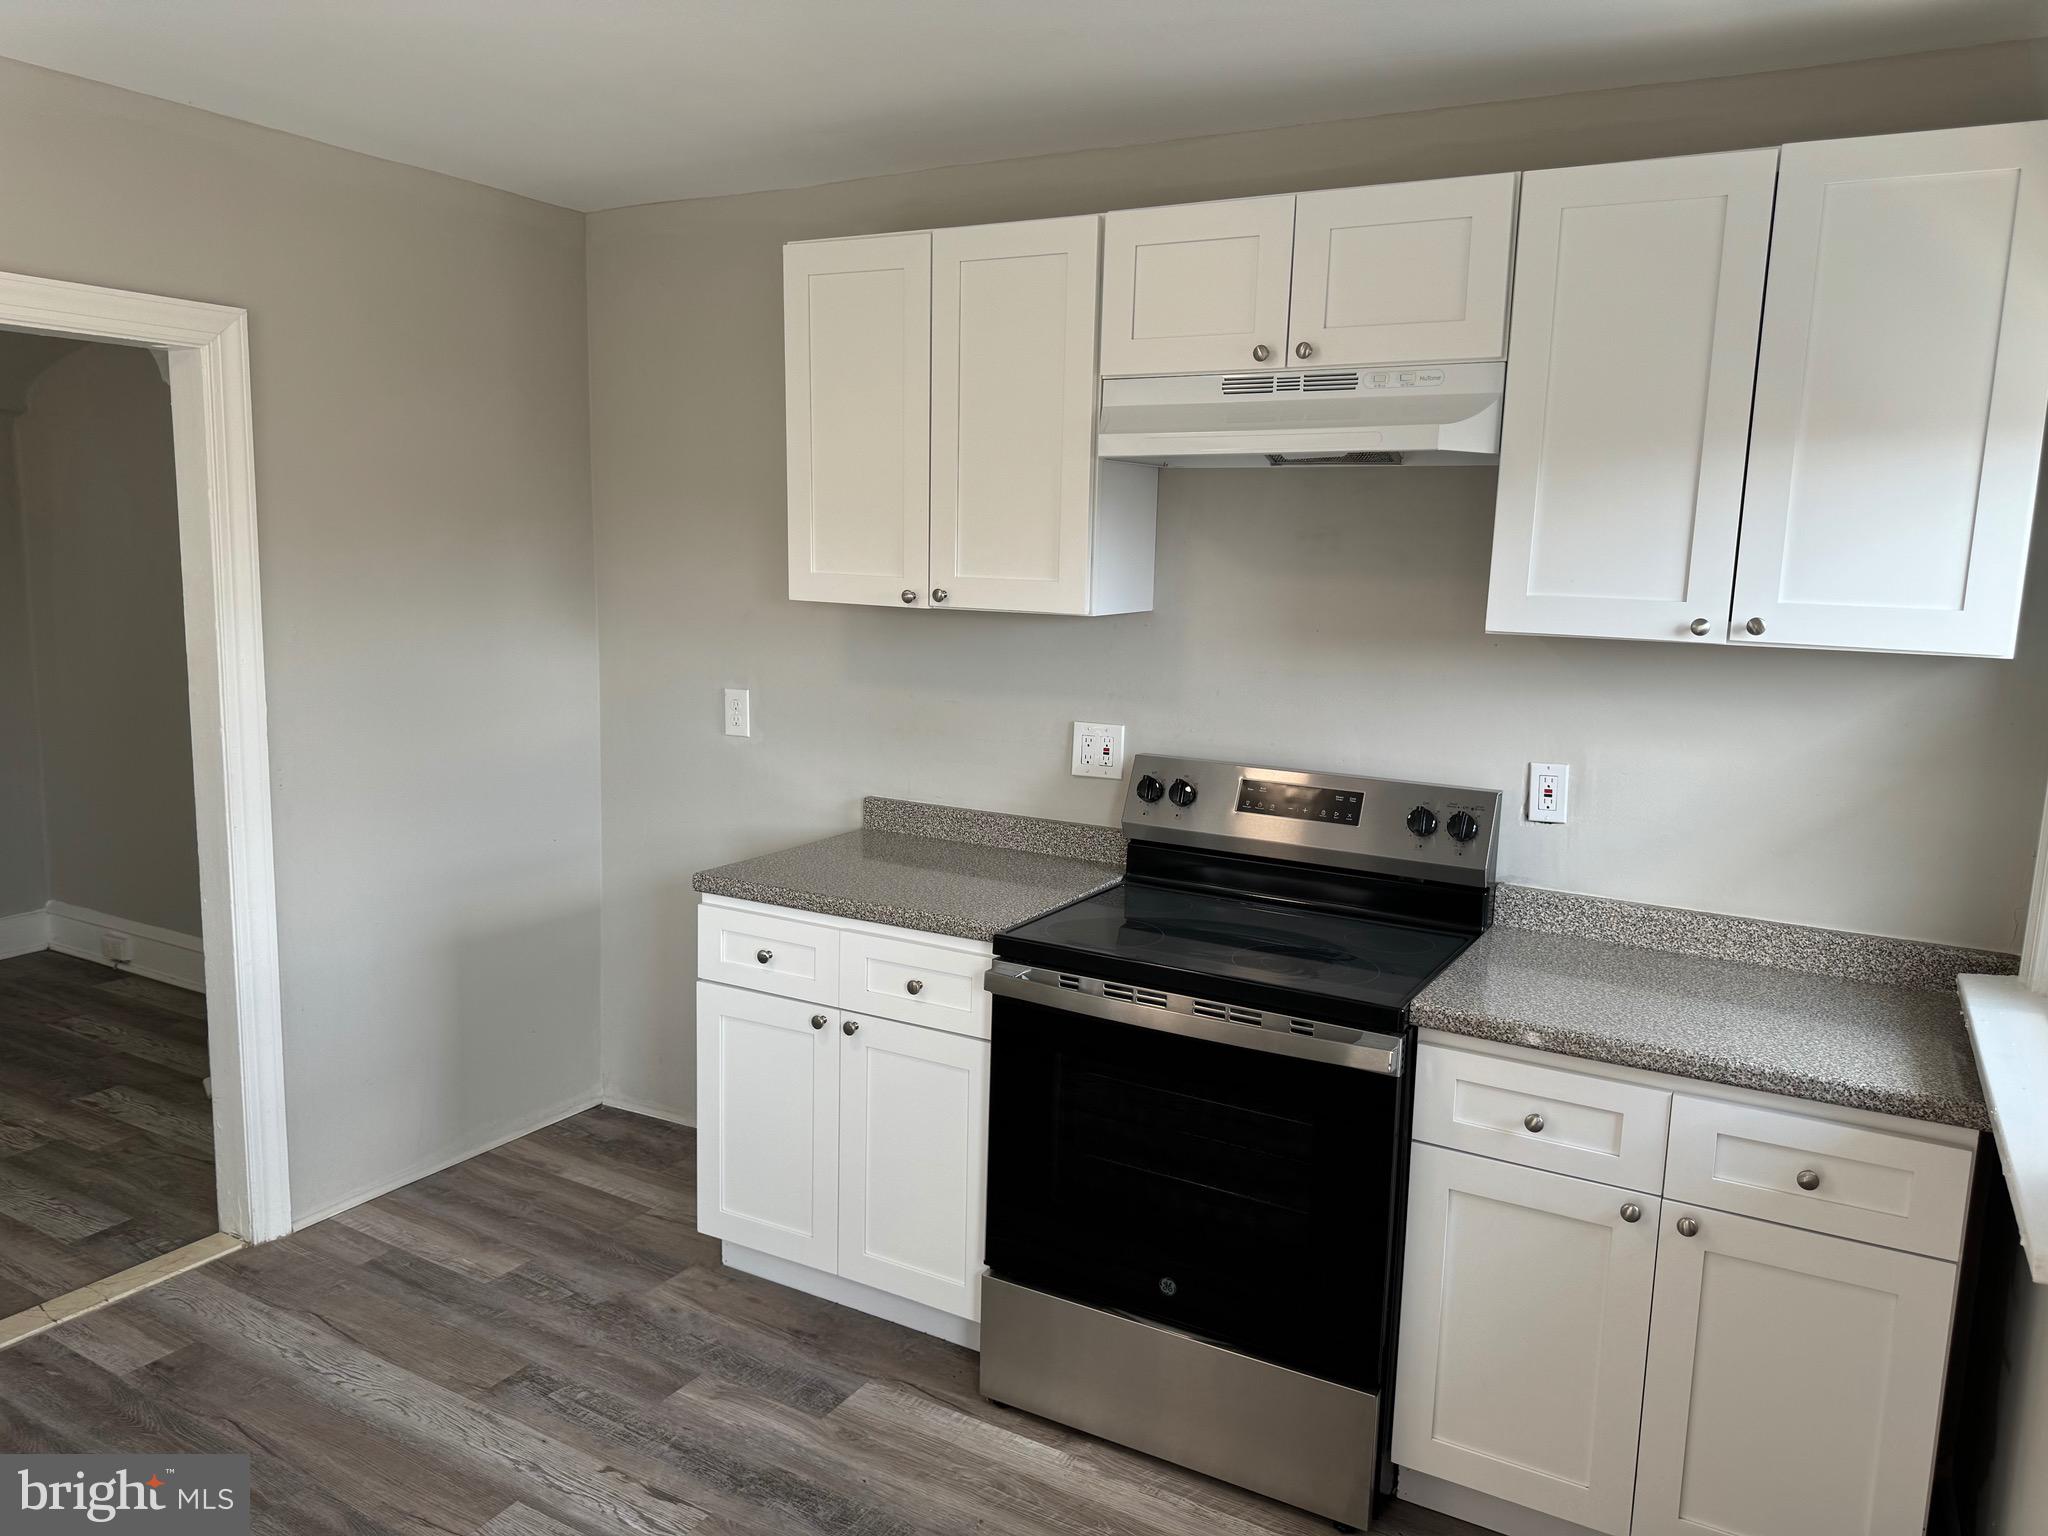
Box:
[842,1019,860,1036]
[811,1014,828,1030]
[1796,1168,1822,1191]
[1621,1203,1642,1223]
[1523,1112,1545,1134]
[756,948,773,964]
[906,979,924,995]
[1677,1216,1700,1238]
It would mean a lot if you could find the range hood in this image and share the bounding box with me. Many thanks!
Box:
[1097,361,1504,467]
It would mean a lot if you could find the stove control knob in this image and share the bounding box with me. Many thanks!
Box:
[1405,806,1438,838]
[1135,774,1166,804]
[1446,811,1480,843]
[1167,777,1198,808]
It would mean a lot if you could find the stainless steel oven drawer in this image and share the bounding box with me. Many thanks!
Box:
[980,1275,1380,1528]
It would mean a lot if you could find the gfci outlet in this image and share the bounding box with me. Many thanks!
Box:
[723,687,751,738]
[1072,721,1126,779]
[1528,761,1570,824]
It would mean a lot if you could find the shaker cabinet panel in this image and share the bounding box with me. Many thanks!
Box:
[837,1013,989,1319]
[930,217,1101,614]
[1488,150,1777,642]
[1633,1204,1955,1536]
[695,982,838,1271]
[1732,122,2048,656]
[1100,197,1297,376]
[1289,173,1517,367]
[784,233,931,607]
[1393,1144,1659,1536]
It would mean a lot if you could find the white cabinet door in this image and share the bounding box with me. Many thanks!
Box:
[1633,1205,1956,1536]
[1289,173,1517,366]
[1488,150,1777,642]
[930,216,1101,614]
[784,233,931,607]
[1100,197,1296,376]
[1393,1145,1659,1536]
[1732,122,2048,656]
[837,1012,988,1319]
[694,981,837,1271]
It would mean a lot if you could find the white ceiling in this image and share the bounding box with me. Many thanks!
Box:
[0,1,2042,212]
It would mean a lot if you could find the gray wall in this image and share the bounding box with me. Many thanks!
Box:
[11,341,200,936]
[0,56,602,1222]
[588,38,2048,1121]
[0,422,45,920]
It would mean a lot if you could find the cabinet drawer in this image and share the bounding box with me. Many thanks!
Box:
[839,931,990,1039]
[698,902,840,1005]
[1664,1095,1973,1261]
[1415,1044,1671,1192]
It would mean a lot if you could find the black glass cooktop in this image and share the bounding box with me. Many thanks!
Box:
[997,879,1477,1019]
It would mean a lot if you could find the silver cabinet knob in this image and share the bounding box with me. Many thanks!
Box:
[1295,341,1314,360]
[1689,617,1711,636]
[1621,1203,1642,1223]
[1796,1168,1822,1191]
[756,948,773,964]
[842,1019,860,1036]
[906,979,924,995]
[1523,1112,1545,1134]
[1745,616,1766,636]
[811,1013,828,1030]
[1252,344,1272,363]
[1676,1216,1700,1238]
[901,589,916,604]
[932,588,949,604]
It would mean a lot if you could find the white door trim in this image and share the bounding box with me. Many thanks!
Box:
[0,269,289,1243]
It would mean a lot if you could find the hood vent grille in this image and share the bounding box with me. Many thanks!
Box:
[1220,371,1361,396]
[1265,451,1406,466]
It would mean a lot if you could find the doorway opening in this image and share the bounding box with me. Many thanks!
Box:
[0,272,285,1341]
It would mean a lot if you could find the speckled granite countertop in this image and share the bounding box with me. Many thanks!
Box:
[692,798,1123,941]
[1415,920,1995,1130]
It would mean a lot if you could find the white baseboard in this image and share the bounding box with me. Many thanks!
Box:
[290,1085,603,1230]
[45,902,205,993]
[600,1092,694,1127]
[721,1242,979,1348]
[0,909,49,962]
[1398,1468,1603,1536]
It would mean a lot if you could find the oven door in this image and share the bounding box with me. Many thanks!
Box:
[983,972,1405,1392]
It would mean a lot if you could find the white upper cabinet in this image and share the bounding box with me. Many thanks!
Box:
[1100,196,1297,375]
[786,219,1155,616]
[1289,173,1518,367]
[1732,122,2048,657]
[1488,150,1777,642]
[784,233,931,607]
[931,217,1103,614]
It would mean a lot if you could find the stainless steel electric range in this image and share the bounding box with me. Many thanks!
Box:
[979,755,1502,1531]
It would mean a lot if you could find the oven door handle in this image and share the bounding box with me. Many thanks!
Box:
[983,961,1403,1076]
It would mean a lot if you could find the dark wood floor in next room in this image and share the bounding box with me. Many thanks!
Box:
[0,1104,1486,1536]
[0,949,217,1315]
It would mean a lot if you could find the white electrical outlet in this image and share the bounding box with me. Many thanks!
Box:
[723,688,751,738]
[1072,721,1126,779]
[1528,761,1570,823]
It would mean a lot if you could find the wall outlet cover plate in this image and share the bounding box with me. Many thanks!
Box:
[1073,722,1126,779]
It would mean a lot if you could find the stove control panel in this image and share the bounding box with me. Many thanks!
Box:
[1122,754,1503,887]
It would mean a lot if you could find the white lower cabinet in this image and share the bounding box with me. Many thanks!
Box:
[1399,1039,1972,1536]
[837,1012,988,1316]
[1632,1205,1956,1536]
[695,900,992,1328]
[1394,1144,1659,1536]
[694,981,838,1271]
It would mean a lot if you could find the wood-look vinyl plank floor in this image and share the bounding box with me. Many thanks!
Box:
[0,950,216,1307]
[0,1105,1486,1536]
